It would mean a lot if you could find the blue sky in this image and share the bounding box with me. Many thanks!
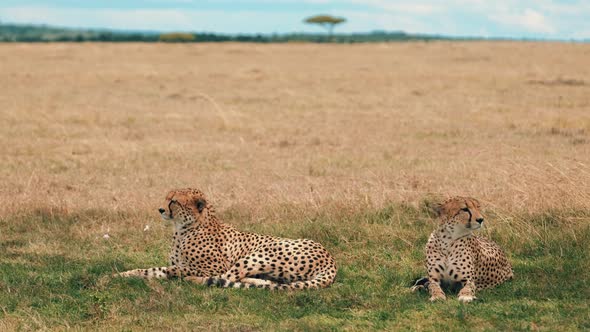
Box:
[0,1,589,39]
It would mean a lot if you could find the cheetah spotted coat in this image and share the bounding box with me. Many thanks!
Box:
[412,197,513,302]
[118,188,337,290]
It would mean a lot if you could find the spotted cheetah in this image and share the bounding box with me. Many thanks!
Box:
[411,196,513,302]
[117,188,337,290]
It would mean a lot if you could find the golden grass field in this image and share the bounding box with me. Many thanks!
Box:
[1,42,590,330]
[2,42,589,218]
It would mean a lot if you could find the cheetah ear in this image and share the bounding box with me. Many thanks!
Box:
[435,199,456,219]
[434,203,445,217]
[195,198,206,213]
[421,193,445,218]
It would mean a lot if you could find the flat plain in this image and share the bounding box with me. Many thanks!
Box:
[1,42,589,330]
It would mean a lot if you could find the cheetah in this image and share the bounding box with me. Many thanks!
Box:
[411,196,513,302]
[117,188,337,290]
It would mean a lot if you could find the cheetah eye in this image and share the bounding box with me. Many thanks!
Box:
[461,207,469,212]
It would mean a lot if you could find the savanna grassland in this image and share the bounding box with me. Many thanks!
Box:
[1,42,589,331]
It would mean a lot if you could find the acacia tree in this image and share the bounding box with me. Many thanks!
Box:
[304,15,346,37]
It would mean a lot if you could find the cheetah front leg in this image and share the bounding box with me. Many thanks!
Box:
[458,280,477,303]
[426,248,447,301]
[449,247,478,303]
[427,276,446,301]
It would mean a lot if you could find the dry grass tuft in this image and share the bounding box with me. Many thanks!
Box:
[527,77,586,86]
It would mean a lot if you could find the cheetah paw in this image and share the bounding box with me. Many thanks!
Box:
[458,295,477,303]
[185,276,207,284]
[429,294,446,302]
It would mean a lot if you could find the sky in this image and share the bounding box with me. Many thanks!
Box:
[0,0,589,40]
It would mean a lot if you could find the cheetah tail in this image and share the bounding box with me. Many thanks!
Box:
[268,272,336,290]
[200,277,257,289]
[199,277,308,290]
[199,272,335,290]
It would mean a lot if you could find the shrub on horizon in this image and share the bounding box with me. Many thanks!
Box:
[159,32,196,43]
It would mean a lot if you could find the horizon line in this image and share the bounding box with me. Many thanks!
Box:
[1,21,589,43]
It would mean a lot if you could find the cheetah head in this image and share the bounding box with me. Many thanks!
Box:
[436,196,484,239]
[158,188,212,227]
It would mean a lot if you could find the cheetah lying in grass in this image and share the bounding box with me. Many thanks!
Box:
[117,188,337,290]
[412,196,513,302]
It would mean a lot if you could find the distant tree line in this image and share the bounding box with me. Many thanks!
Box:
[0,23,457,43]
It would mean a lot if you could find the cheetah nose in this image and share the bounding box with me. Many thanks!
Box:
[158,208,165,214]
[476,218,484,224]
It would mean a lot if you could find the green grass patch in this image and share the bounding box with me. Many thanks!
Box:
[0,206,589,330]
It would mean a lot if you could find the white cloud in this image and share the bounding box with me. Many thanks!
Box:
[0,6,310,33]
[352,0,590,38]
[537,1,590,15]
[349,0,441,14]
[490,8,555,34]
[339,11,428,33]
[520,9,555,34]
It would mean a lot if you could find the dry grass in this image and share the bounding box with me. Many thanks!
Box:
[1,42,589,220]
